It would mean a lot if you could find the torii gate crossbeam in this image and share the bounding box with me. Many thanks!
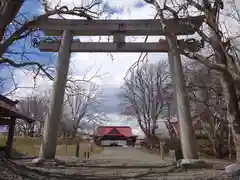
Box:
[39,40,199,52]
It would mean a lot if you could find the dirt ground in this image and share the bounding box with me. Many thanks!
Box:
[1,147,236,180]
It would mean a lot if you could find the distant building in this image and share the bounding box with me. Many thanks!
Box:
[93,126,138,147]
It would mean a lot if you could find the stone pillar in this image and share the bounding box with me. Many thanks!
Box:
[167,34,198,160]
[39,30,73,159]
[160,141,164,160]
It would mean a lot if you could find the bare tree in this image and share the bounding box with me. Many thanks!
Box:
[16,93,50,136]
[180,0,240,162]
[0,0,100,94]
[142,0,240,162]
[185,61,229,158]
[61,81,105,137]
[121,61,171,146]
[56,81,105,155]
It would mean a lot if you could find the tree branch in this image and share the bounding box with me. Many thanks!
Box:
[0,57,53,80]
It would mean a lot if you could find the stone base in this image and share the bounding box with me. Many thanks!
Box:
[31,157,65,167]
[180,159,212,170]
[225,163,240,177]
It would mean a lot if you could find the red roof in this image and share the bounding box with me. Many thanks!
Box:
[95,126,135,137]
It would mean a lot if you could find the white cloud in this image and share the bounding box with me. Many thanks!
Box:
[51,0,161,87]
[14,0,167,93]
[102,0,141,8]
[19,0,165,90]
[9,69,52,99]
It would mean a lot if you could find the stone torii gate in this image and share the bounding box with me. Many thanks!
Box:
[31,16,204,161]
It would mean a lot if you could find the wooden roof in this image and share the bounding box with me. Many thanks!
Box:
[0,95,35,123]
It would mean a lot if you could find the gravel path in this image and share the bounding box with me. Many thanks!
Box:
[90,147,170,166]
[0,147,236,180]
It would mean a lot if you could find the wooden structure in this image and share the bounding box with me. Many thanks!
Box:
[29,15,205,159]
[94,126,137,147]
[0,95,35,157]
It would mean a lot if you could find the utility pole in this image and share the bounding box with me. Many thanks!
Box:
[39,30,73,159]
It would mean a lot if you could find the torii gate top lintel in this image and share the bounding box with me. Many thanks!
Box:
[32,15,205,36]
[31,16,204,53]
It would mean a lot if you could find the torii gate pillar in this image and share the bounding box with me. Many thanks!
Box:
[167,34,199,160]
[39,30,72,159]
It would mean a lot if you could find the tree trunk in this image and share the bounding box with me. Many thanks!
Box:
[28,123,34,137]
[0,0,24,43]
[232,129,240,162]
[211,23,240,162]
[213,141,224,159]
[220,76,240,162]
[228,122,233,160]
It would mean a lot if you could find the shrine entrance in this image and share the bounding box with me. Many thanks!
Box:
[30,16,204,160]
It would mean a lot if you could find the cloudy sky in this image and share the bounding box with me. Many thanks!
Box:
[4,0,170,136]
[3,0,240,135]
